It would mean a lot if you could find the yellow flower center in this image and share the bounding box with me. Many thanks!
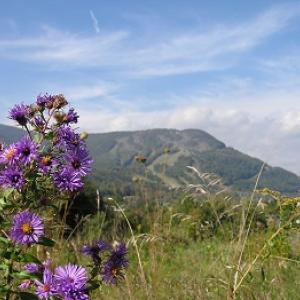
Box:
[43,284,50,292]
[21,223,33,234]
[111,268,119,278]
[41,156,52,166]
[5,148,15,160]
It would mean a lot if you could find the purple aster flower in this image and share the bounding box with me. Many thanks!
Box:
[102,261,125,285]
[55,126,81,149]
[43,259,53,270]
[18,279,33,289]
[65,146,92,176]
[81,240,109,265]
[53,167,83,192]
[60,290,89,300]
[35,269,57,299]
[16,137,38,165]
[33,116,46,130]
[0,144,18,165]
[9,103,30,126]
[36,94,54,108]
[110,242,128,267]
[10,210,44,245]
[24,263,41,273]
[54,264,88,295]
[102,242,128,285]
[38,155,54,174]
[64,108,79,124]
[0,166,25,191]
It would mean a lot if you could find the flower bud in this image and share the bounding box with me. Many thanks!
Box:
[53,94,68,109]
[80,132,89,140]
[54,111,66,124]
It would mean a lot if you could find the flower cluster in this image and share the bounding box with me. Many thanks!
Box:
[20,260,89,300]
[0,95,129,300]
[82,241,129,285]
[0,94,92,193]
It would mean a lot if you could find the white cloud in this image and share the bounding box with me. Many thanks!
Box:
[55,81,118,102]
[73,84,300,175]
[89,10,100,34]
[278,111,300,135]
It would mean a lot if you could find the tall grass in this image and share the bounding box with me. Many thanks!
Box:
[59,166,300,299]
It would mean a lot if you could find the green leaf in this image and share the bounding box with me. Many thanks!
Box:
[32,133,41,143]
[0,285,10,293]
[12,271,39,280]
[0,248,20,261]
[0,250,13,260]
[4,188,14,198]
[0,264,9,270]
[44,132,54,141]
[0,198,5,206]
[86,280,100,291]
[20,253,41,264]
[19,292,39,300]
[37,236,55,247]
[0,236,9,244]
[90,266,100,279]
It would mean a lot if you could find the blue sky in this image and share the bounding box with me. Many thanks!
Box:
[1,1,300,173]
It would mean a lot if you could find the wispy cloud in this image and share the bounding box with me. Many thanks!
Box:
[52,81,118,102]
[89,10,100,34]
[0,4,299,76]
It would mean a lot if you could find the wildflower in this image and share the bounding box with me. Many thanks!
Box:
[38,155,54,174]
[9,103,30,126]
[0,166,25,191]
[109,242,128,267]
[81,240,109,265]
[33,116,45,130]
[54,264,88,298]
[65,146,92,176]
[53,94,68,109]
[18,279,33,289]
[35,269,57,299]
[53,167,83,192]
[0,144,18,165]
[24,263,41,273]
[54,111,67,124]
[55,126,81,149]
[102,242,128,285]
[10,210,44,245]
[16,137,38,165]
[102,261,125,285]
[36,94,54,109]
[65,108,79,124]
[43,259,53,270]
[60,290,89,300]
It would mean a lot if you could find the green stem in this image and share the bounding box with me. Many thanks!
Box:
[5,261,13,300]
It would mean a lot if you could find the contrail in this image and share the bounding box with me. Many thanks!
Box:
[89,10,100,33]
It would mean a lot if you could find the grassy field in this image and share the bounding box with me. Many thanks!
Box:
[52,186,300,300]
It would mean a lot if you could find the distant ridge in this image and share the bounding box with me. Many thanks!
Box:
[0,124,25,144]
[0,124,299,194]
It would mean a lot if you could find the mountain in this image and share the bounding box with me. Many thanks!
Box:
[0,124,299,194]
[0,124,25,144]
[86,128,300,194]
